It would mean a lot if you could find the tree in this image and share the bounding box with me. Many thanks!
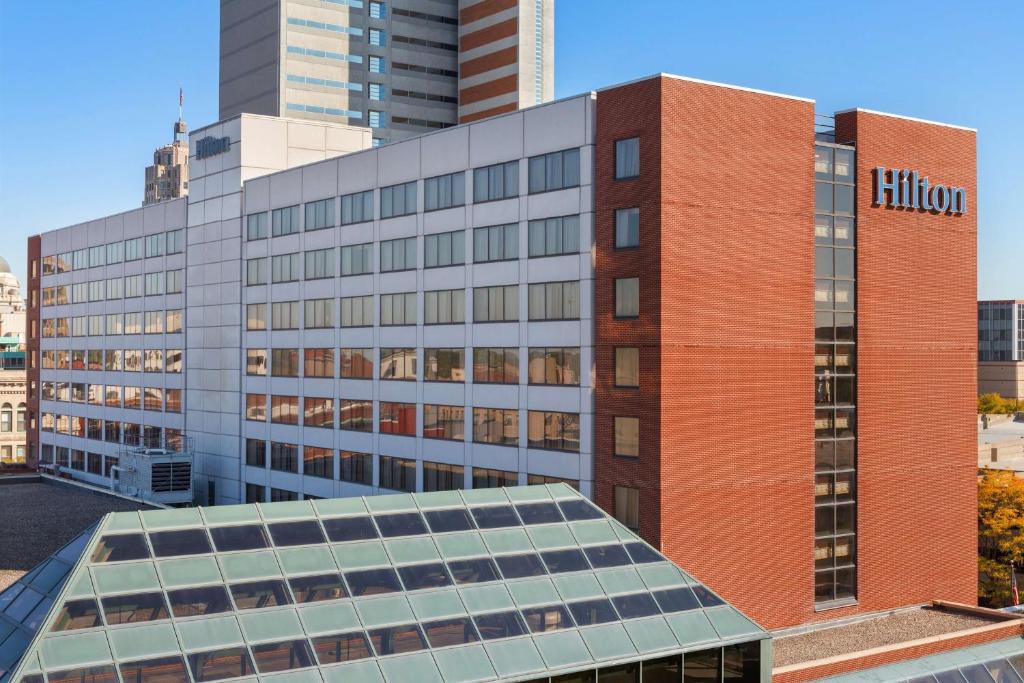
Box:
[978,469,1024,606]
[979,393,1022,416]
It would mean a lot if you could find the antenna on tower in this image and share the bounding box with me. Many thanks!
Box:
[174,85,188,143]
[178,84,184,120]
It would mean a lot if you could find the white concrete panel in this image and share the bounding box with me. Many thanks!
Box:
[420,126,469,177]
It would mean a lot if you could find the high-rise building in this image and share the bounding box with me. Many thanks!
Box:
[143,117,189,206]
[27,73,977,632]
[0,257,27,466]
[978,299,1024,398]
[218,0,554,145]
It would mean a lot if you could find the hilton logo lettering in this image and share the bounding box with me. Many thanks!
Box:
[873,167,967,215]
[195,135,231,161]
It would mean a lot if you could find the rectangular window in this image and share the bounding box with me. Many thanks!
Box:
[124,349,142,372]
[380,348,416,381]
[304,298,335,328]
[340,190,374,225]
[380,181,417,218]
[368,83,384,100]
[124,313,142,335]
[144,350,164,372]
[472,408,519,447]
[368,55,385,73]
[166,349,183,373]
[304,446,333,479]
[88,280,104,301]
[341,243,373,275]
[424,461,464,492]
[145,272,164,296]
[614,486,640,531]
[272,253,300,282]
[473,348,518,384]
[615,277,640,318]
[527,411,580,452]
[166,269,183,294]
[271,396,299,425]
[339,399,373,431]
[473,285,518,322]
[528,148,580,194]
[246,394,266,421]
[369,1,386,19]
[614,417,639,458]
[614,208,640,248]
[272,206,300,236]
[368,110,386,129]
[424,289,465,324]
[144,311,164,334]
[341,451,373,485]
[247,213,269,240]
[166,228,185,254]
[271,349,299,377]
[246,257,268,285]
[305,248,335,280]
[341,348,373,378]
[379,455,415,492]
[166,389,182,413]
[527,348,580,386]
[424,348,464,382]
[124,275,143,298]
[304,397,335,429]
[615,137,640,179]
[304,198,335,231]
[424,172,465,211]
[615,347,640,387]
[143,387,164,411]
[380,237,417,272]
[88,315,103,336]
[473,224,518,263]
[125,238,142,261]
[88,245,105,268]
[528,215,580,258]
[104,350,122,371]
[247,349,267,376]
[271,442,299,472]
[246,439,266,467]
[271,487,297,502]
[423,405,464,441]
[304,348,334,378]
[247,303,267,330]
[368,28,385,46]
[272,301,300,329]
[106,241,124,264]
[473,468,517,489]
[424,230,465,268]
[528,281,580,321]
[166,309,183,333]
[379,402,415,436]
[380,292,416,326]
[341,295,373,327]
[145,233,164,258]
[473,160,519,203]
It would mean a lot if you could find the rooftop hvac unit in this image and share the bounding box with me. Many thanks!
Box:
[114,444,194,505]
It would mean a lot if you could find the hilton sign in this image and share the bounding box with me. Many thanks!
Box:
[874,167,967,215]
[195,135,231,161]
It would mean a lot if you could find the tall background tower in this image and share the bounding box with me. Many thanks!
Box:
[143,89,189,205]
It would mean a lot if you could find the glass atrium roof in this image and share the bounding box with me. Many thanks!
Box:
[0,484,766,683]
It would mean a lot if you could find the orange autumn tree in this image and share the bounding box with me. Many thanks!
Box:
[979,469,1024,606]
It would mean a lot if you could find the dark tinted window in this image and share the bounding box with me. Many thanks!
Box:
[541,548,590,573]
[289,573,347,603]
[149,529,213,557]
[50,598,101,631]
[322,516,379,542]
[495,553,547,579]
[267,520,326,546]
[368,624,427,656]
[470,505,520,529]
[312,632,373,664]
[474,610,528,640]
[624,542,662,564]
[424,508,475,533]
[188,647,255,682]
[422,617,480,648]
[611,592,661,619]
[653,587,700,613]
[684,648,722,683]
[567,598,618,626]
[692,585,726,607]
[91,534,150,562]
[515,502,563,525]
[374,512,428,537]
[584,544,632,569]
[46,666,118,683]
[119,656,188,683]
[398,563,452,591]
[557,499,604,521]
[229,579,292,610]
[101,592,169,624]
[167,586,232,618]
[522,604,573,632]
[209,524,269,552]
[447,558,500,585]
[251,639,315,673]
[345,568,403,596]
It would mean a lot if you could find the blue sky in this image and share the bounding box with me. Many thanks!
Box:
[0,1,1020,297]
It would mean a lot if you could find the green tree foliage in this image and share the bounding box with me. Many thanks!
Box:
[979,469,1024,606]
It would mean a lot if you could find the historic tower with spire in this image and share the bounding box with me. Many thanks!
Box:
[143,88,190,205]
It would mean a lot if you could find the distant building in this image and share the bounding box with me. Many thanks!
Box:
[979,300,1024,398]
[219,0,554,145]
[143,117,189,205]
[0,256,26,466]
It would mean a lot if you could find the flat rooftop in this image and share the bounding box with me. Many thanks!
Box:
[980,418,1024,446]
[0,476,157,591]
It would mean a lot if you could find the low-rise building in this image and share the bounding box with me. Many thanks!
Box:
[0,258,26,466]
[979,300,1024,399]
